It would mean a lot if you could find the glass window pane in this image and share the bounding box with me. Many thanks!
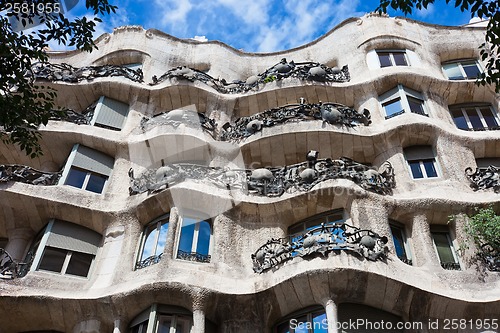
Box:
[65,168,86,189]
[408,161,423,179]
[443,63,464,80]
[65,251,94,277]
[178,221,196,255]
[432,233,456,264]
[293,315,309,333]
[312,312,327,332]
[479,107,498,128]
[85,173,107,193]
[157,221,169,255]
[277,322,290,333]
[450,109,469,130]
[422,159,438,177]
[408,96,425,115]
[462,61,481,79]
[392,52,408,66]
[38,247,67,273]
[390,226,408,261]
[465,108,484,129]
[157,316,172,333]
[378,52,392,67]
[196,221,211,256]
[383,98,404,118]
[142,223,159,260]
[131,322,148,333]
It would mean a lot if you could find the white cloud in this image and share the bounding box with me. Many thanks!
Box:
[153,0,193,31]
[216,0,270,25]
[415,3,435,18]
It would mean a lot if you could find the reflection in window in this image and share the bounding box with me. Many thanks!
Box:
[404,146,440,179]
[379,85,427,119]
[442,59,482,80]
[276,307,327,333]
[177,217,212,263]
[389,222,412,265]
[129,305,193,333]
[431,227,460,270]
[136,215,169,269]
[288,209,346,243]
[449,104,499,131]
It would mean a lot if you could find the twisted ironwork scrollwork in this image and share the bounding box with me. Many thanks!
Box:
[0,164,61,185]
[251,223,388,273]
[136,254,163,269]
[150,58,350,93]
[128,151,395,196]
[219,101,371,142]
[0,248,28,279]
[480,244,500,272]
[30,62,144,83]
[49,101,97,125]
[465,166,500,192]
[140,109,217,138]
[176,250,211,263]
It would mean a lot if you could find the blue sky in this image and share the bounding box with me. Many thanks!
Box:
[66,0,473,53]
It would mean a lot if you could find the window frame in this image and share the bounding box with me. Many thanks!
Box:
[90,96,130,131]
[175,215,213,263]
[376,49,409,67]
[380,85,427,119]
[430,227,461,270]
[288,209,347,241]
[449,104,500,131]
[442,59,482,80]
[59,144,114,194]
[136,214,170,269]
[275,305,326,333]
[389,221,412,265]
[404,146,440,180]
[129,304,193,333]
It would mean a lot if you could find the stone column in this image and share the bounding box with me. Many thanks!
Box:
[411,214,439,268]
[112,319,123,333]
[325,299,339,333]
[5,227,33,261]
[192,309,205,333]
[72,319,101,333]
[165,207,179,258]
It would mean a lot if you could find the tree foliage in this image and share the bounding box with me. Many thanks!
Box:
[463,207,500,251]
[0,0,116,157]
[377,0,500,92]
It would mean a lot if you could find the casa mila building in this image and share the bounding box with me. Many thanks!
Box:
[0,13,499,333]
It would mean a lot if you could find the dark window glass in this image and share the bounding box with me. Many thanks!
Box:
[392,52,408,66]
[383,98,404,118]
[408,161,423,179]
[178,220,196,255]
[38,247,67,273]
[408,97,425,115]
[480,107,498,128]
[462,61,481,79]
[390,225,408,261]
[130,321,148,333]
[465,108,484,129]
[65,168,86,189]
[378,52,392,67]
[422,159,438,177]
[85,173,107,193]
[65,251,94,277]
[276,322,290,333]
[450,109,469,130]
[157,316,172,333]
[432,232,456,264]
[196,221,211,256]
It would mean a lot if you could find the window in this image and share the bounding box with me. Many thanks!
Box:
[29,220,101,278]
[404,146,439,179]
[136,215,170,269]
[449,104,499,131]
[90,96,129,131]
[338,303,404,333]
[431,226,460,270]
[379,85,427,119]
[476,158,500,170]
[377,50,408,67]
[288,209,346,242]
[442,59,482,80]
[60,144,114,194]
[389,221,412,265]
[176,217,212,263]
[129,304,193,333]
[275,306,327,333]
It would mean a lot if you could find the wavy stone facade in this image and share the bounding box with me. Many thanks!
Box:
[0,14,499,333]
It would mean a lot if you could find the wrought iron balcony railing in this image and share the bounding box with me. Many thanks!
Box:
[0,248,29,279]
[0,164,61,186]
[441,262,461,270]
[176,250,211,263]
[398,256,413,266]
[135,254,163,270]
[465,166,500,192]
[480,244,500,272]
[251,222,388,273]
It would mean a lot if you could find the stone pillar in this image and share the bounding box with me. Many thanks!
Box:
[165,207,179,258]
[193,309,205,333]
[5,228,33,261]
[411,214,439,268]
[73,319,101,333]
[325,299,339,333]
[112,319,123,333]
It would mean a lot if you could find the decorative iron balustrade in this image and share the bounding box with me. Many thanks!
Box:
[150,58,350,93]
[30,62,144,83]
[440,262,461,271]
[480,244,500,272]
[176,250,211,263]
[49,101,97,125]
[140,109,217,138]
[219,101,371,142]
[136,254,163,269]
[128,150,395,196]
[252,223,388,273]
[0,164,61,186]
[465,166,500,192]
[0,248,27,279]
